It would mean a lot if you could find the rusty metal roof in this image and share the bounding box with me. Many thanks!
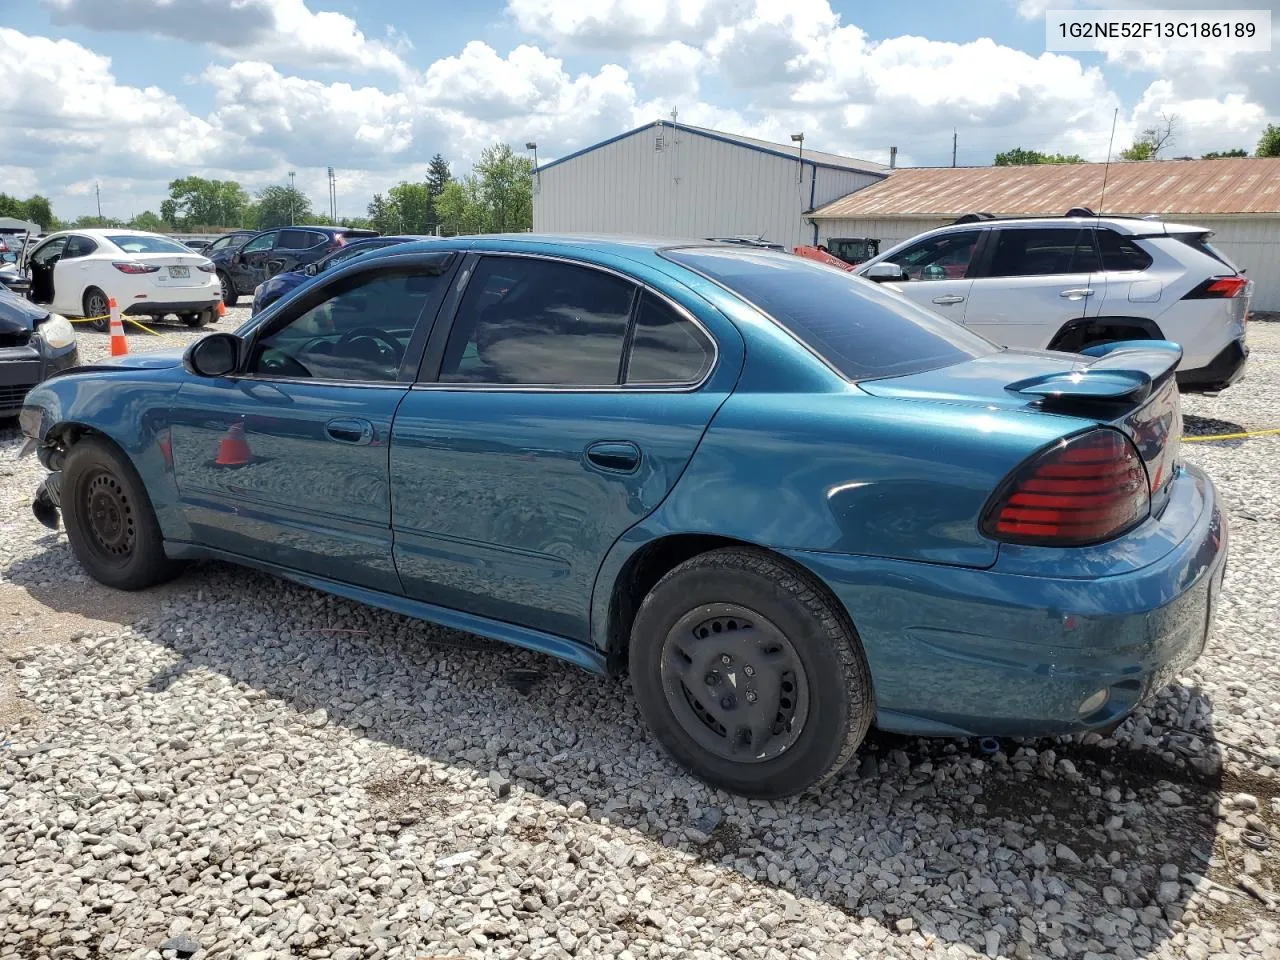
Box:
[809,158,1280,219]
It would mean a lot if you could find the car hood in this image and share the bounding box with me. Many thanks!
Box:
[87,349,187,371]
[0,286,46,332]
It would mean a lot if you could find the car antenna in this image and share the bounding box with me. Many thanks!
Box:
[1097,107,1119,216]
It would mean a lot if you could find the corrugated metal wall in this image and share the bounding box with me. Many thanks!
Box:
[817,216,1280,310]
[812,169,883,211]
[1188,218,1280,312]
[533,124,880,250]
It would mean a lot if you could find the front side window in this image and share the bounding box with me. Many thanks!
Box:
[248,266,450,382]
[31,237,67,266]
[107,235,189,254]
[986,228,1095,277]
[665,246,996,381]
[885,230,981,280]
[241,232,276,255]
[439,257,635,385]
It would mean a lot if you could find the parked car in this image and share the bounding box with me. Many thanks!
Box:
[0,237,29,295]
[19,237,1226,798]
[0,285,78,417]
[22,229,221,331]
[251,235,428,314]
[856,210,1252,392]
[210,225,380,307]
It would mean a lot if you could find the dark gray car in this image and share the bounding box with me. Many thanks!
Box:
[0,287,79,417]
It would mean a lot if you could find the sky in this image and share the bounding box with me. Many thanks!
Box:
[1,0,1276,222]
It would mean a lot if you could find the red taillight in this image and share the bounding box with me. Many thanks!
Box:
[113,261,161,274]
[982,429,1150,546]
[1183,275,1248,299]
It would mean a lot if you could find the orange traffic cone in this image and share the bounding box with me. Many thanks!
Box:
[109,298,128,356]
[213,422,254,467]
[216,300,226,318]
[157,431,173,469]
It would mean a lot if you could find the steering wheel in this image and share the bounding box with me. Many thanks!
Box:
[256,350,312,378]
[335,326,405,366]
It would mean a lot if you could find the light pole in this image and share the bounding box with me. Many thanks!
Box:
[288,171,296,226]
[791,133,804,184]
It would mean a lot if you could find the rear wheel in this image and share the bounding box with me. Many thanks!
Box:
[83,287,110,332]
[629,547,874,799]
[180,312,207,328]
[217,271,238,307]
[61,436,181,591]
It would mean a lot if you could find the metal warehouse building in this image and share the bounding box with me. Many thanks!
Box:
[808,157,1280,311]
[532,120,889,250]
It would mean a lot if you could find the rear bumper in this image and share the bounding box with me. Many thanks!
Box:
[1176,337,1248,392]
[123,299,220,317]
[788,464,1227,738]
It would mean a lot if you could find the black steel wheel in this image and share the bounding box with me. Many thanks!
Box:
[630,547,874,799]
[83,287,109,332]
[660,603,810,763]
[61,436,182,591]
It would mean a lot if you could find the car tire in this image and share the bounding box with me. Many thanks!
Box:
[629,547,874,799]
[82,287,110,333]
[217,271,238,307]
[180,312,207,328]
[60,436,182,591]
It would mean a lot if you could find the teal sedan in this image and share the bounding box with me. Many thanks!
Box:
[19,236,1226,798]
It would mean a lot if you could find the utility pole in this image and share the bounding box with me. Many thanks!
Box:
[326,167,336,222]
[95,182,102,221]
[952,128,957,168]
[288,171,296,226]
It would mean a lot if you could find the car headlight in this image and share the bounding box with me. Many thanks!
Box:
[36,313,76,349]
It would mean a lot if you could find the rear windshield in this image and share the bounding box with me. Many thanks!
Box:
[108,235,190,254]
[664,246,997,380]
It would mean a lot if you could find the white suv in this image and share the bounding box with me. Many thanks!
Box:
[855,211,1253,391]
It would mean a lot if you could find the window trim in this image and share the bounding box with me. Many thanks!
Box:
[413,251,720,394]
[227,252,461,387]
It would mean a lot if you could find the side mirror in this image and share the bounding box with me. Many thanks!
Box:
[304,263,318,277]
[185,332,240,377]
[863,262,907,283]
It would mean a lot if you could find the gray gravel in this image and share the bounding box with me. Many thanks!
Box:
[2,312,1280,959]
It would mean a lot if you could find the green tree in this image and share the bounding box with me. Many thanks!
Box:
[426,154,452,198]
[160,199,179,228]
[21,195,54,229]
[0,194,26,220]
[1257,124,1280,158]
[993,147,1084,165]
[435,177,488,236]
[1203,148,1248,159]
[387,181,433,233]
[1120,114,1177,161]
[73,215,124,228]
[165,176,251,228]
[367,193,399,233]
[254,185,314,229]
[474,143,533,233]
[129,210,166,232]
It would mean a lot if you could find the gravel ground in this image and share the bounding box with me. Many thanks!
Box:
[3,312,1280,960]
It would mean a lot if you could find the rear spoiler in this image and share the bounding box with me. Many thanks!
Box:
[1005,340,1183,405]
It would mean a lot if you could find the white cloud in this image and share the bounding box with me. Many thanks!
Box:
[43,0,408,75]
[506,0,739,50]
[631,42,704,99]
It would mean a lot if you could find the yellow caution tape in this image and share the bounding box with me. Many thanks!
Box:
[1184,427,1280,444]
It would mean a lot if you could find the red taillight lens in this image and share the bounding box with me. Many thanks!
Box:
[982,429,1150,547]
[112,261,161,274]
[1183,275,1248,299]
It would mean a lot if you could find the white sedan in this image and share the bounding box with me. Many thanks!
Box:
[23,229,222,331]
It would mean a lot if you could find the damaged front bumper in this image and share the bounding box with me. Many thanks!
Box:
[32,470,62,530]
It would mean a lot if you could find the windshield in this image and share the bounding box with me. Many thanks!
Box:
[664,246,997,381]
[108,234,191,255]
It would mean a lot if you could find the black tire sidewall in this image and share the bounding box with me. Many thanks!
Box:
[83,288,109,332]
[630,556,870,798]
[218,272,238,307]
[61,437,174,590]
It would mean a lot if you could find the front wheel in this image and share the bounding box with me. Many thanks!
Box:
[629,547,874,799]
[180,312,208,328]
[217,271,238,307]
[60,436,182,591]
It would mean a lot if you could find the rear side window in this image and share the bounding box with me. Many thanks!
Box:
[278,230,327,250]
[625,293,714,384]
[1095,230,1154,272]
[64,236,98,258]
[666,247,996,381]
[987,228,1095,277]
[1172,231,1239,272]
[439,257,635,385]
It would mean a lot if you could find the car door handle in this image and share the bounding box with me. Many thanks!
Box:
[585,440,641,473]
[931,295,965,305]
[1060,288,1094,299]
[325,418,375,445]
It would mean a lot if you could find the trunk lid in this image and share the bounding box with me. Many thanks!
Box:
[860,342,1184,512]
[127,252,211,288]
